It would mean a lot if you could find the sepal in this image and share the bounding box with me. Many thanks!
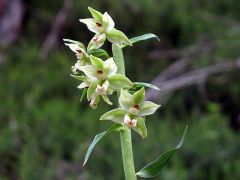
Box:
[108,74,133,90]
[107,28,132,46]
[133,117,147,139]
[139,101,161,116]
[100,108,126,124]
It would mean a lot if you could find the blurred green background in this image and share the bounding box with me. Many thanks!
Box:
[0,0,240,179]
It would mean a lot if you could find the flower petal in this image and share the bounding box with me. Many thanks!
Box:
[108,74,133,90]
[103,12,115,32]
[87,34,106,51]
[77,82,89,89]
[101,95,113,105]
[133,87,145,105]
[79,18,101,34]
[79,65,97,79]
[100,108,126,124]
[104,57,117,76]
[132,117,147,139]
[139,101,161,116]
[119,89,134,110]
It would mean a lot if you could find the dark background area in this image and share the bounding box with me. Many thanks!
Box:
[0,0,240,179]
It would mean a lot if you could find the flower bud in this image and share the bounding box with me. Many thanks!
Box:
[124,114,137,128]
[90,97,99,109]
[96,81,109,95]
[71,60,83,74]
[87,34,106,51]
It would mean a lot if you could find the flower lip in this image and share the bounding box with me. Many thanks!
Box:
[124,115,137,128]
[96,70,105,80]
[76,49,82,53]
[96,22,102,27]
[133,104,140,109]
[93,36,100,43]
[97,70,103,74]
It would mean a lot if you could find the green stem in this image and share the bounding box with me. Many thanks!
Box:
[112,44,137,180]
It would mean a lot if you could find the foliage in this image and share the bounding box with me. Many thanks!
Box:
[0,0,240,179]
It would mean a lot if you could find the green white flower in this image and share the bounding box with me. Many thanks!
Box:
[77,55,133,107]
[80,7,132,51]
[100,88,160,138]
[63,39,90,74]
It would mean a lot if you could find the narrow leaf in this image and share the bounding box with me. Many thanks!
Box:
[83,124,124,166]
[133,82,160,90]
[121,33,160,48]
[136,126,188,178]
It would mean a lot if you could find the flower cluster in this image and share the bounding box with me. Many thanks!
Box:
[64,7,160,138]
[100,88,160,138]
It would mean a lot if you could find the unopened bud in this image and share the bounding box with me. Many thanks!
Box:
[124,114,137,128]
[90,97,98,109]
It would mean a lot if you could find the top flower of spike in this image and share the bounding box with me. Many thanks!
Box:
[80,7,132,51]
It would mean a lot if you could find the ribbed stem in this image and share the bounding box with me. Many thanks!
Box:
[112,44,137,180]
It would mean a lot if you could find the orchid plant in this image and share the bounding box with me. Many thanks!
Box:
[64,7,187,180]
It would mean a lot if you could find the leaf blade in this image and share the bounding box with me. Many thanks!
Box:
[121,33,159,48]
[83,124,123,166]
[133,82,160,91]
[136,126,188,178]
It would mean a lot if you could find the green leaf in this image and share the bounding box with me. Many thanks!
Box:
[136,126,188,178]
[88,49,110,59]
[122,33,159,48]
[83,124,124,166]
[133,82,160,91]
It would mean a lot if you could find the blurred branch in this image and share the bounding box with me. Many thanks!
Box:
[0,0,24,48]
[149,37,214,60]
[146,58,240,101]
[38,0,73,60]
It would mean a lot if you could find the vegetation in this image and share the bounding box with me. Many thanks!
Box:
[0,0,240,179]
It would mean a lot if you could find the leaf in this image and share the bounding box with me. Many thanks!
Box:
[136,126,188,178]
[121,33,160,48]
[133,82,160,91]
[83,124,124,166]
[88,49,110,59]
